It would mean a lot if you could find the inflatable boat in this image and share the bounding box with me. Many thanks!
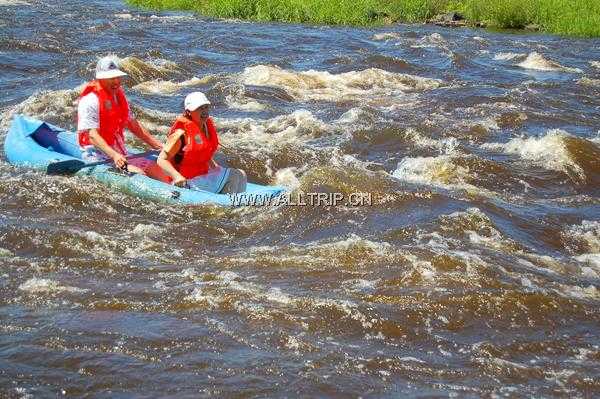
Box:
[4,114,285,206]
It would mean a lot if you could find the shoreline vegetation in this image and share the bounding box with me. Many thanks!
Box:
[127,0,600,37]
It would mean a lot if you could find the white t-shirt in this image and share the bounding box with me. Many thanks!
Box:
[77,92,133,131]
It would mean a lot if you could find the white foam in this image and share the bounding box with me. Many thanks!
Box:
[392,155,470,187]
[131,223,162,237]
[403,128,460,155]
[521,277,534,288]
[227,98,268,111]
[545,369,576,389]
[274,167,301,190]
[83,230,110,244]
[494,52,525,61]
[284,335,302,351]
[180,268,199,280]
[185,286,223,308]
[399,356,426,363]
[328,151,371,170]
[237,65,442,103]
[18,278,87,294]
[343,279,378,292]
[326,235,390,259]
[574,254,600,268]
[590,61,600,69]
[482,130,584,180]
[565,220,600,253]
[325,234,392,256]
[13,387,33,399]
[336,107,377,128]
[114,13,133,19]
[467,230,506,250]
[265,287,293,305]
[581,266,599,278]
[183,267,382,333]
[1,88,79,132]
[225,85,270,112]
[575,348,598,361]
[517,52,582,73]
[130,105,177,134]
[219,109,331,152]
[316,298,375,329]
[412,33,447,49]
[68,230,122,259]
[218,270,242,282]
[404,254,436,282]
[517,255,566,276]
[0,0,29,5]
[235,235,394,271]
[477,117,500,132]
[119,56,183,84]
[133,76,211,95]
[372,32,403,41]
[477,356,530,371]
[559,284,599,300]
[423,208,521,259]
[577,77,600,87]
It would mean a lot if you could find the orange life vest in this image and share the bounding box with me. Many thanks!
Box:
[77,80,129,152]
[168,115,219,179]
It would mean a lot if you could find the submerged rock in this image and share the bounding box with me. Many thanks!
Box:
[429,12,467,27]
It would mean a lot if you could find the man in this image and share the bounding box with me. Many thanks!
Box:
[77,55,167,179]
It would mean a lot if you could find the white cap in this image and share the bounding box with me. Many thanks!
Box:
[184,91,211,111]
[95,55,128,79]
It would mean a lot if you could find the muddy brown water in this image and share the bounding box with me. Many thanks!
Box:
[1,0,600,397]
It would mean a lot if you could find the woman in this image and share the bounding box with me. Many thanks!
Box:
[157,92,247,193]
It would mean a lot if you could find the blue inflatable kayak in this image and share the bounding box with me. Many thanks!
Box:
[4,114,285,206]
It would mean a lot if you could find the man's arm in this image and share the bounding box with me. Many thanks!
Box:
[127,118,163,150]
[88,128,127,169]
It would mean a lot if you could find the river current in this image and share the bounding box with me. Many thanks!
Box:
[1,0,600,397]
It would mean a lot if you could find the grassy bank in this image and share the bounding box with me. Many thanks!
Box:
[127,0,600,37]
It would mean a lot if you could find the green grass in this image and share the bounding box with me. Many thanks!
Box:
[127,0,600,37]
[463,0,600,36]
[126,0,456,25]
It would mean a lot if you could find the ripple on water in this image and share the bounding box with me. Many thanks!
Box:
[2,1,600,397]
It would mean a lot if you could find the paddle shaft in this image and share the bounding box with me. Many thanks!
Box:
[46,149,159,176]
[80,149,158,169]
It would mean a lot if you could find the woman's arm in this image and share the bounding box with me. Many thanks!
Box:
[157,129,186,185]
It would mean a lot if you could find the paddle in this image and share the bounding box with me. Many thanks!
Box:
[46,149,158,176]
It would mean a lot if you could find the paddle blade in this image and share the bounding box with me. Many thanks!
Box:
[46,159,87,175]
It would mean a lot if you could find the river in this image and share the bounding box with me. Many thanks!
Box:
[1,0,600,397]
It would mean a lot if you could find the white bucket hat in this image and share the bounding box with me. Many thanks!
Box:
[95,56,128,79]
[184,91,211,111]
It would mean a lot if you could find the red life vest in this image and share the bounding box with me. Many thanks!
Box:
[77,80,129,152]
[168,115,219,179]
